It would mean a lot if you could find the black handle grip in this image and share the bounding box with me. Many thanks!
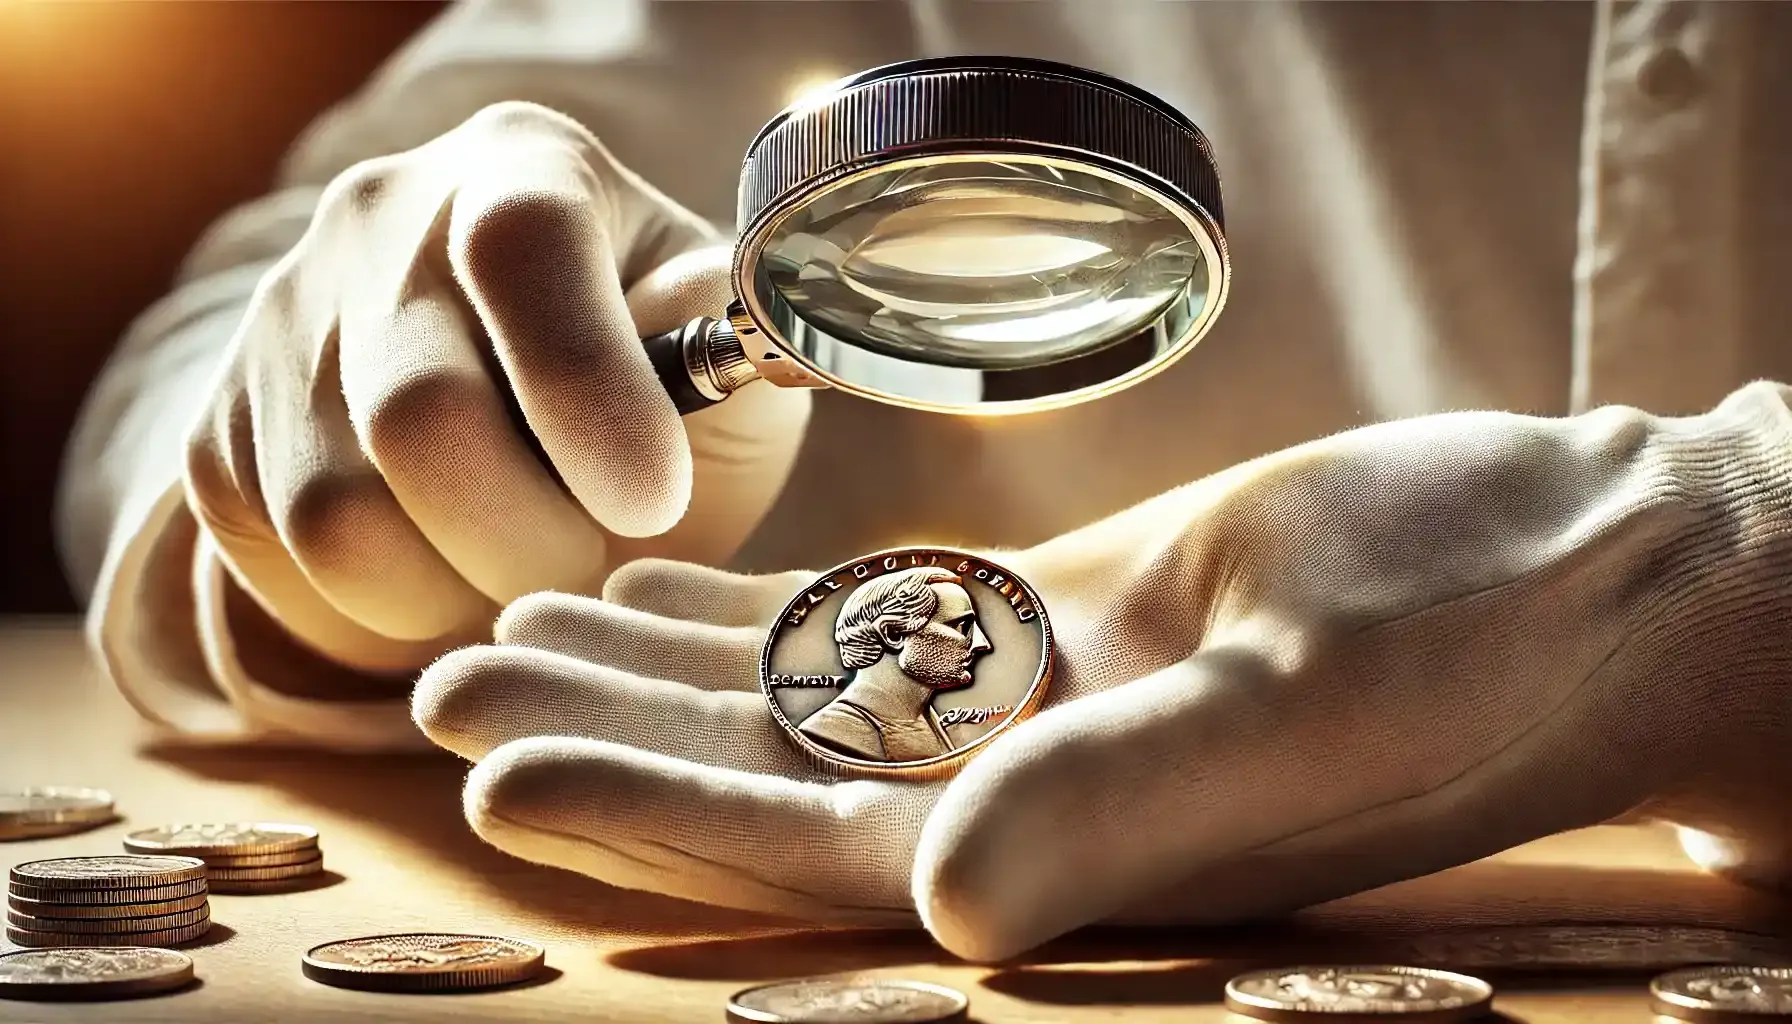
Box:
[641,325,727,415]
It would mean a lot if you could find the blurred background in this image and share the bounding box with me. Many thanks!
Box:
[0,1,444,613]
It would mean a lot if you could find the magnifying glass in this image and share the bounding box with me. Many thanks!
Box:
[640,55,1229,417]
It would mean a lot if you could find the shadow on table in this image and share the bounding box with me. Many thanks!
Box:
[141,742,805,943]
[143,742,1792,990]
[605,858,1792,1014]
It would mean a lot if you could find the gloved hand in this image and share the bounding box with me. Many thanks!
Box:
[183,101,809,672]
[412,383,1792,961]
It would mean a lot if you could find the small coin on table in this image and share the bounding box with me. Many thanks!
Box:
[300,933,546,993]
[727,976,970,1023]
[1223,965,1494,1021]
[0,947,194,1001]
[0,787,116,841]
[1651,966,1792,1021]
[123,823,319,858]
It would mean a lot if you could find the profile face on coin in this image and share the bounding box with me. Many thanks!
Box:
[761,548,1051,777]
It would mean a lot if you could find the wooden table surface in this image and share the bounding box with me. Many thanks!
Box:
[4,617,1791,1023]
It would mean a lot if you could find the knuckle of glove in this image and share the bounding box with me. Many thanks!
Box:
[274,468,394,577]
[358,361,489,470]
[315,155,405,228]
[456,185,602,290]
[459,100,590,145]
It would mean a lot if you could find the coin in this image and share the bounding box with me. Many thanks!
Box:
[760,547,1052,778]
[186,848,323,869]
[8,891,210,919]
[205,855,323,881]
[0,947,194,1001]
[727,977,969,1023]
[300,933,546,993]
[7,906,210,934]
[1224,966,1495,1021]
[10,856,207,890]
[122,823,318,857]
[0,787,115,841]
[6,916,212,948]
[7,879,207,905]
[1651,966,1792,1021]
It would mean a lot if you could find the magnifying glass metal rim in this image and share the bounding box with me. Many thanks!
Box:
[731,144,1232,416]
[642,55,1231,418]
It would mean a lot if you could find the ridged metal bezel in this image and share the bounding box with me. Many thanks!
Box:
[736,55,1223,234]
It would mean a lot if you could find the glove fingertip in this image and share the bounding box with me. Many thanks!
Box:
[913,791,1038,964]
[590,428,694,539]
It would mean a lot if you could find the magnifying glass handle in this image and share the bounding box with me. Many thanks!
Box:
[639,315,763,415]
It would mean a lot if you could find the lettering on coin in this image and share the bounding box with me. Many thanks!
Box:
[761,548,1051,772]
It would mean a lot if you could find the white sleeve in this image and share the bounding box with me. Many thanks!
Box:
[51,0,727,749]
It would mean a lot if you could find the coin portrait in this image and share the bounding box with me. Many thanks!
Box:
[761,548,1051,776]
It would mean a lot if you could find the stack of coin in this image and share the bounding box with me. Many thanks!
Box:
[123,823,322,893]
[0,787,116,841]
[6,856,211,948]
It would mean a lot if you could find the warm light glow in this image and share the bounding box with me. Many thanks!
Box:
[783,70,846,112]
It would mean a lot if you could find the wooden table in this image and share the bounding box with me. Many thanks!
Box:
[3,617,1790,1022]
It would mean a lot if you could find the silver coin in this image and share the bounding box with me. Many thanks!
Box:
[8,891,210,919]
[122,823,318,857]
[727,977,969,1023]
[1651,966,1792,1021]
[0,947,194,1001]
[9,856,207,890]
[761,547,1052,779]
[0,788,115,841]
[1224,965,1494,1021]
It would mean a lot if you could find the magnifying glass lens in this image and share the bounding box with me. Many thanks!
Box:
[759,159,1206,370]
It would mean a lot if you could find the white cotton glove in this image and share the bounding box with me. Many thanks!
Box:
[183,101,809,673]
[411,382,1792,960]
